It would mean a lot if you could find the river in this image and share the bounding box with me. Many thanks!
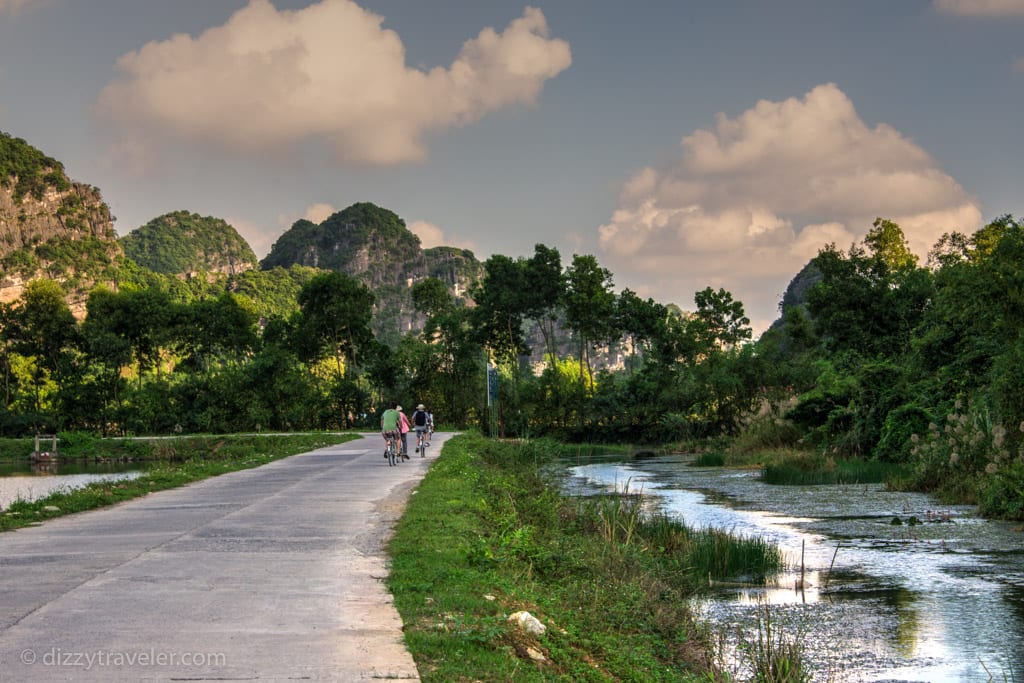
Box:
[565,454,1024,682]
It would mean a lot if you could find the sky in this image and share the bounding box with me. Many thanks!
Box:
[1,0,1023,335]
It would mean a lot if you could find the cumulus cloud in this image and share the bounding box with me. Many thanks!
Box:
[408,219,476,252]
[597,83,982,334]
[301,202,338,224]
[95,0,570,169]
[933,0,1024,16]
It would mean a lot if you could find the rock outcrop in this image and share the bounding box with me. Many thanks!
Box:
[1,131,121,317]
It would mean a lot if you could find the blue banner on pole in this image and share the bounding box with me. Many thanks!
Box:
[486,364,499,407]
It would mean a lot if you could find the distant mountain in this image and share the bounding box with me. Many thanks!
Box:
[121,210,258,277]
[0,131,122,317]
[262,202,482,342]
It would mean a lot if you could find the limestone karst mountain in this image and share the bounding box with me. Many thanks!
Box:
[120,211,258,278]
[0,131,122,317]
[262,202,482,343]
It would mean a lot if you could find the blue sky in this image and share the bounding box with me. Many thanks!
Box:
[1,0,1022,334]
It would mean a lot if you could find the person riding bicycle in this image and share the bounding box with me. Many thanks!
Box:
[412,404,429,455]
[380,401,401,457]
[396,405,411,459]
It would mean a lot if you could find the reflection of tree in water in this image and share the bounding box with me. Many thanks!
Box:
[882,586,921,657]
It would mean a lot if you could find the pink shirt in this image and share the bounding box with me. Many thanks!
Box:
[398,411,410,433]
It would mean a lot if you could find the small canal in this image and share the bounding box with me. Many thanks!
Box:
[564,454,1024,682]
[0,460,142,511]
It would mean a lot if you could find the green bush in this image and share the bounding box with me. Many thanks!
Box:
[874,404,934,463]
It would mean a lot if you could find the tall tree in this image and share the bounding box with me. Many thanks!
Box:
[563,254,617,399]
[523,244,566,365]
[294,271,375,381]
[692,287,752,352]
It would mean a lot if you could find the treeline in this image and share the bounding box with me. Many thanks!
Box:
[1,215,1023,517]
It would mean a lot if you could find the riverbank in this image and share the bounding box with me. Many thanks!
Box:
[0,433,357,531]
[387,433,785,682]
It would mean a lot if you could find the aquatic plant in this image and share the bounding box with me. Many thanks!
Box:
[762,453,906,485]
[742,601,810,683]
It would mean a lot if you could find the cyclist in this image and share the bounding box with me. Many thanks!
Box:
[380,402,401,464]
[412,404,429,456]
[396,405,411,460]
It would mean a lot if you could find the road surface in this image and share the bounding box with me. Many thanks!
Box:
[0,433,442,681]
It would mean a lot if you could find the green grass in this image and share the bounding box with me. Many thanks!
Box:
[761,453,910,486]
[387,434,785,681]
[692,452,726,467]
[0,433,356,531]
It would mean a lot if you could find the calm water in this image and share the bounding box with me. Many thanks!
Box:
[0,460,142,510]
[565,454,1024,682]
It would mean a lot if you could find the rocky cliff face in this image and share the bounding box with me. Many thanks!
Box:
[262,202,483,342]
[0,133,121,316]
[0,181,115,254]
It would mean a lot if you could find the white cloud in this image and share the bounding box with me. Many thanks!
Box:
[408,219,476,252]
[598,83,982,335]
[933,0,1024,16]
[301,203,337,224]
[95,0,571,170]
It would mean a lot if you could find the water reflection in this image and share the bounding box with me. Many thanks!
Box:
[566,455,1024,682]
[0,460,142,510]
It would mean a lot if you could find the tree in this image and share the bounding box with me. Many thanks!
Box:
[9,279,79,378]
[692,287,751,352]
[807,220,931,358]
[523,244,566,365]
[564,254,617,401]
[469,255,530,366]
[615,289,667,375]
[294,271,375,381]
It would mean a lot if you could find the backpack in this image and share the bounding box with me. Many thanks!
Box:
[413,410,427,427]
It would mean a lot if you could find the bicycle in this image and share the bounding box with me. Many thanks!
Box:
[383,431,400,467]
[415,427,428,457]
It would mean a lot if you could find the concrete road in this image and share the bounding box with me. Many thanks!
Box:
[0,432,443,681]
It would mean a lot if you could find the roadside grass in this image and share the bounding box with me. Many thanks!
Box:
[0,433,356,531]
[387,433,785,682]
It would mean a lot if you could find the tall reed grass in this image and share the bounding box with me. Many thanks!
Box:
[581,489,785,585]
[762,454,908,486]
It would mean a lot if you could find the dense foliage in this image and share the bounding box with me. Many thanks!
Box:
[2,184,1023,518]
[0,131,71,202]
[120,211,258,275]
[760,215,1024,518]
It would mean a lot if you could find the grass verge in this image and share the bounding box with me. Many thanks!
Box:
[387,433,785,681]
[0,433,356,531]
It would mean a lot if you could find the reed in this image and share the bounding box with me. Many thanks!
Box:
[744,600,810,682]
[762,454,908,485]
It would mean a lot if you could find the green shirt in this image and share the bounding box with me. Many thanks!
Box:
[381,408,400,431]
